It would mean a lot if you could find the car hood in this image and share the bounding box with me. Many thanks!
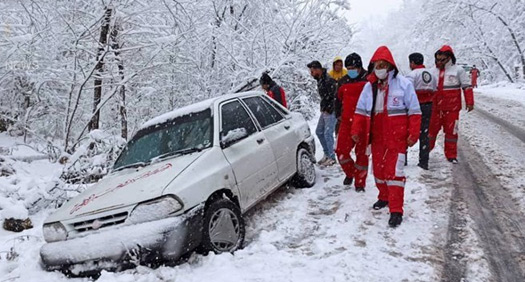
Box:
[46,151,205,223]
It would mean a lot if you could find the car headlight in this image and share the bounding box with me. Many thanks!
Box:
[43,222,67,243]
[127,195,183,224]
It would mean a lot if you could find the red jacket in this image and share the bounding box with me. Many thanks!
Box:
[336,71,368,124]
[351,46,421,150]
[432,45,474,111]
[267,83,287,108]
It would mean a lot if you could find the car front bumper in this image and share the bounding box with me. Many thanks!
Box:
[40,207,203,274]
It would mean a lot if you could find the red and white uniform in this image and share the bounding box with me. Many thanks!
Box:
[470,67,479,87]
[406,66,437,104]
[351,46,421,214]
[429,46,474,159]
[335,72,368,188]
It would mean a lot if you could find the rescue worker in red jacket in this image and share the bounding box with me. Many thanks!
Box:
[260,73,287,108]
[351,46,421,227]
[429,45,474,164]
[406,53,437,170]
[334,53,368,191]
[470,65,480,88]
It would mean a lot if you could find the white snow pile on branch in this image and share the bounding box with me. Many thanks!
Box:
[61,130,126,184]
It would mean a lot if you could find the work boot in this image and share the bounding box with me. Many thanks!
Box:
[323,158,336,167]
[447,158,458,164]
[388,212,403,227]
[343,177,353,186]
[372,200,389,210]
[417,162,429,170]
[355,187,365,193]
[317,156,329,165]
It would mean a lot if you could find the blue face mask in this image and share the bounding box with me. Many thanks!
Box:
[348,69,359,79]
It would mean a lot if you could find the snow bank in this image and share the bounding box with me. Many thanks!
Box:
[477,82,525,106]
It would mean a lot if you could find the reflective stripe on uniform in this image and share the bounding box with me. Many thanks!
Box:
[339,158,352,165]
[375,177,386,184]
[443,85,461,89]
[354,164,368,171]
[445,138,458,143]
[388,109,407,116]
[386,180,405,187]
[356,108,371,117]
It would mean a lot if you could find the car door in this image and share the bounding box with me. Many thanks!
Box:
[219,99,279,210]
[242,95,297,182]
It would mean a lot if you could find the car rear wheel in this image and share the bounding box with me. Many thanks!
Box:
[291,147,316,188]
[200,198,245,254]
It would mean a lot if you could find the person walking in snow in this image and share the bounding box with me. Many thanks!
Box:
[328,56,348,82]
[260,73,287,108]
[406,53,437,170]
[351,46,421,227]
[470,65,480,88]
[334,53,369,191]
[429,45,474,164]
[308,60,338,166]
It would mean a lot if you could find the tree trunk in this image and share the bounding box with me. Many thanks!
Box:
[89,7,112,132]
[110,22,128,140]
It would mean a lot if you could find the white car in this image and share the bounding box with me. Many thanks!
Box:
[40,91,316,275]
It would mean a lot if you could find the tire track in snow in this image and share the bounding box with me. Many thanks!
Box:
[473,107,525,143]
[450,139,525,282]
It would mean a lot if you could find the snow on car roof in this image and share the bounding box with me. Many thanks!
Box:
[139,91,263,130]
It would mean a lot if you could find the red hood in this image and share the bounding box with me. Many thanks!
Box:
[370,46,397,67]
[368,46,398,83]
[436,45,456,65]
[439,45,454,54]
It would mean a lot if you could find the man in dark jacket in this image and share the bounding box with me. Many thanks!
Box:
[260,73,287,108]
[308,60,337,166]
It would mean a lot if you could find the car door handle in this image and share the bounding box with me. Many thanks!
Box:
[257,138,265,144]
[284,124,290,130]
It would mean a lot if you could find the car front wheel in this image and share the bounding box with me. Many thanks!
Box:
[200,198,245,254]
[291,147,316,188]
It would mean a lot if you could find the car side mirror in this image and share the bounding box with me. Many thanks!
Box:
[220,128,248,148]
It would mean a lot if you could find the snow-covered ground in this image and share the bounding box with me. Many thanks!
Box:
[3,84,523,281]
[461,84,525,212]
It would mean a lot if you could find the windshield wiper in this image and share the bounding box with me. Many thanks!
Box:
[113,161,149,172]
[154,147,204,162]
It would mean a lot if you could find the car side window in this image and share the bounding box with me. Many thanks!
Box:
[220,100,257,142]
[262,95,289,116]
[243,96,284,129]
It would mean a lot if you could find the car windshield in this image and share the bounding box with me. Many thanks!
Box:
[113,109,213,170]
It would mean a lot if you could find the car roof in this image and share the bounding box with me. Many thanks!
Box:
[139,91,264,130]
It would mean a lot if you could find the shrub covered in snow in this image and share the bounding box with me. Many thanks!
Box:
[60,130,126,184]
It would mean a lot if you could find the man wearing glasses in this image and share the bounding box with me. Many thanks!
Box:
[429,45,474,164]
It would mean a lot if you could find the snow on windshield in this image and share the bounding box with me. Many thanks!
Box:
[114,109,212,170]
[140,99,214,130]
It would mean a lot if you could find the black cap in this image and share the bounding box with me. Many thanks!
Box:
[409,53,424,65]
[260,73,272,85]
[307,60,322,69]
[345,53,363,68]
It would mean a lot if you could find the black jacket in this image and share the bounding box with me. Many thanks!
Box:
[316,69,337,114]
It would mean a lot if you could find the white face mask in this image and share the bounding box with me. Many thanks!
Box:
[374,68,388,80]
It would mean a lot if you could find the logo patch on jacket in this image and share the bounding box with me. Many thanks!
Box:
[447,75,459,85]
[422,71,432,83]
[392,97,400,106]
